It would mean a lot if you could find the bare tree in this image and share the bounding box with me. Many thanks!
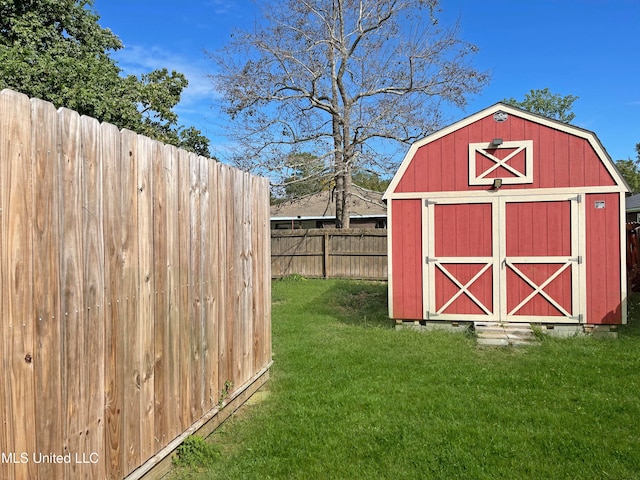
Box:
[210,0,488,227]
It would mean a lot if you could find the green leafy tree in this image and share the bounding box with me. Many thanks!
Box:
[211,0,488,227]
[352,170,391,192]
[616,143,640,194]
[178,126,213,158]
[503,88,578,123]
[0,0,210,156]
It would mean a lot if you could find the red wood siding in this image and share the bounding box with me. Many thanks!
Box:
[391,199,422,320]
[506,201,571,257]
[395,114,616,193]
[586,193,622,324]
[434,203,492,257]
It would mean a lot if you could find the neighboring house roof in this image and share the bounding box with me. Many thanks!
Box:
[270,185,386,220]
[626,193,640,212]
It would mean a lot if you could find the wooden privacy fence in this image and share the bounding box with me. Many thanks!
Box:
[627,223,640,292]
[271,228,387,280]
[0,89,271,480]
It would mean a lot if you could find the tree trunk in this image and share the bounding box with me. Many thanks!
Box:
[335,165,345,228]
[341,163,351,229]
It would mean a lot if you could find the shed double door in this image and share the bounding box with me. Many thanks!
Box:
[423,194,583,323]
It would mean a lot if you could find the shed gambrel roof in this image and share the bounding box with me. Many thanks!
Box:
[384,103,629,199]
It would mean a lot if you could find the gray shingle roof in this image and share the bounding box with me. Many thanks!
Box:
[626,193,640,212]
[270,185,386,219]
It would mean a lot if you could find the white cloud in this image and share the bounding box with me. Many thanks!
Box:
[204,0,236,16]
[113,44,215,106]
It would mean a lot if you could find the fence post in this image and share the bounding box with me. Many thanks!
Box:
[323,232,330,278]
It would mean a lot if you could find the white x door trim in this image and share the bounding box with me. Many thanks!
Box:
[505,260,573,317]
[434,260,494,316]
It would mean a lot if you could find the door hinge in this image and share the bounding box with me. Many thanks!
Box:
[573,194,583,204]
[424,199,437,207]
[571,256,583,264]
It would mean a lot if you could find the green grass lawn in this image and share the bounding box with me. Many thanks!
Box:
[170,278,640,479]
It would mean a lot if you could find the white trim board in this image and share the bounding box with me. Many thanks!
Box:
[386,185,625,200]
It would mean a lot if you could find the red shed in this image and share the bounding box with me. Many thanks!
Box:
[384,103,629,331]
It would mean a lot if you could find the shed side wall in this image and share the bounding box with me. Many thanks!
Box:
[390,199,422,320]
[585,192,622,324]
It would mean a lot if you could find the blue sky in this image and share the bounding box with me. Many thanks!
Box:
[94,0,639,162]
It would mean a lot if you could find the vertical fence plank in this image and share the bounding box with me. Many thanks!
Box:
[0,91,9,480]
[231,168,243,387]
[235,171,245,384]
[152,141,169,450]
[164,145,182,438]
[101,121,124,480]
[217,165,230,395]
[204,161,219,409]
[188,153,203,420]
[242,173,254,378]
[120,129,140,476]
[199,157,213,411]
[177,148,191,429]
[250,176,260,377]
[232,166,241,386]
[0,89,36,480]
[136,134,155,463]
[58,107,86,480]
[253,177,271,371]
[152,142,183,450]
[264,178,273,367]
[30,97,63,480]
[80,115,106,480]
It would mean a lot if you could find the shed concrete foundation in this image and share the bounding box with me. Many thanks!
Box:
[394,320,619,339]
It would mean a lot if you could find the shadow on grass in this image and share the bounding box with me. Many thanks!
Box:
[318,279,394,328]
[275,277,640,337]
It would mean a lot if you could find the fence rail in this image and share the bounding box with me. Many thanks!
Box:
[0,89,271,480]
[271,228,387,280]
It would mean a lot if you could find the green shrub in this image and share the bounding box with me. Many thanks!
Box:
[173,435,220,468]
